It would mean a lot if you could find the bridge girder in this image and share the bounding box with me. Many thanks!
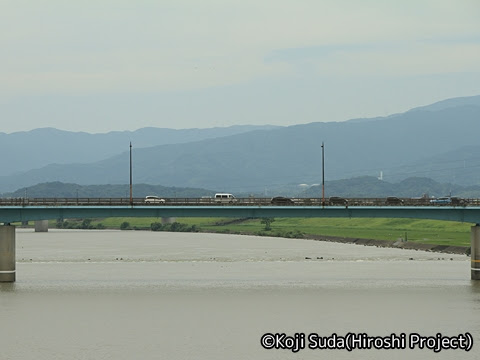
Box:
[0,206,477,224]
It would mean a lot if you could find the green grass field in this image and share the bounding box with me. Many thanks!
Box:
[41,216,473,247]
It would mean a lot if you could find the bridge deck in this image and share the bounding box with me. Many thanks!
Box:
[0,205,479,224]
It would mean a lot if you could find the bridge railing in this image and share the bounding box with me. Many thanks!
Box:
[0,198,137,206]
[0,197,478,207]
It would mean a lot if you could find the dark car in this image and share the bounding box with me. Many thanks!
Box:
[451,197,467,205]
[271,196,294,205]
[328,196,348,206]
[385,196,404,205]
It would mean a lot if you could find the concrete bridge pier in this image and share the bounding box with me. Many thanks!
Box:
[0,225,15,282]
[471,225,480,280]
[35,220,49,232]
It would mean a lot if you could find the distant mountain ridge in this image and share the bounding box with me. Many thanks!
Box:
[346,94,480,123]
[408,95,480,113]
[0,124,280,176]
[3,181,215,199]
[304,176,480,198]
[6,176,480,199]
[1,95,480,193]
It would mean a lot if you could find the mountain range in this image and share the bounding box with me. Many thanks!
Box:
[5,176,480,199]
[0,125,279,176]
[1,95,479,194]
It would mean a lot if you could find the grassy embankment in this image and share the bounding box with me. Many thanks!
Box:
[46,217,473,247]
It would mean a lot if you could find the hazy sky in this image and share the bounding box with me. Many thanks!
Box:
[1,0,479,133]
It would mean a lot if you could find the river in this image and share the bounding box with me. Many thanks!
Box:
[0,229,478,359]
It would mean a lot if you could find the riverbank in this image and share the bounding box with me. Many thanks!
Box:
[303,234,470,255]
[40,216,473,255]
[188,228,470,255]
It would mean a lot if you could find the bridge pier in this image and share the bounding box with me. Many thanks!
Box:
[0,225,15,282]
[35,220,49,232]
[472,225,480,280]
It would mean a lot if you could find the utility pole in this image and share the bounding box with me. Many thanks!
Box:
[321,142,325,207]
[129,142,133,205]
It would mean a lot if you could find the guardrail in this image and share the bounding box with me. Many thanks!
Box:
[0,197,479,207]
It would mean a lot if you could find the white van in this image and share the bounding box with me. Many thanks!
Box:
[214,193,237,203]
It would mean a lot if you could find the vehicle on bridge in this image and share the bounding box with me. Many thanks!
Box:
[328,196,348,206]
[271,196,294,205]
[385,196,404,205]
[214,193,237,204]
[430,196,466,206]
[450,197,467,205]
[144,196,166,204]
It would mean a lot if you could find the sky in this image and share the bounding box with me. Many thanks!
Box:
[1,0,479,133]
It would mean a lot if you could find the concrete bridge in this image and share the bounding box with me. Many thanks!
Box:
[1,204,480,222]
[1,202,480,282]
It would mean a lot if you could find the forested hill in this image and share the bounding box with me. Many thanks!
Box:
[3,182,215,199]
[6,177,480,199]
[304,176,480,198]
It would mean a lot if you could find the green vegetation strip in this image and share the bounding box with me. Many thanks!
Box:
[33,217,474,247]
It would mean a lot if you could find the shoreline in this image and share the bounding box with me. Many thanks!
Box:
[26,224,471,256]
[195,228,470,255]
[303,234,470,255]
